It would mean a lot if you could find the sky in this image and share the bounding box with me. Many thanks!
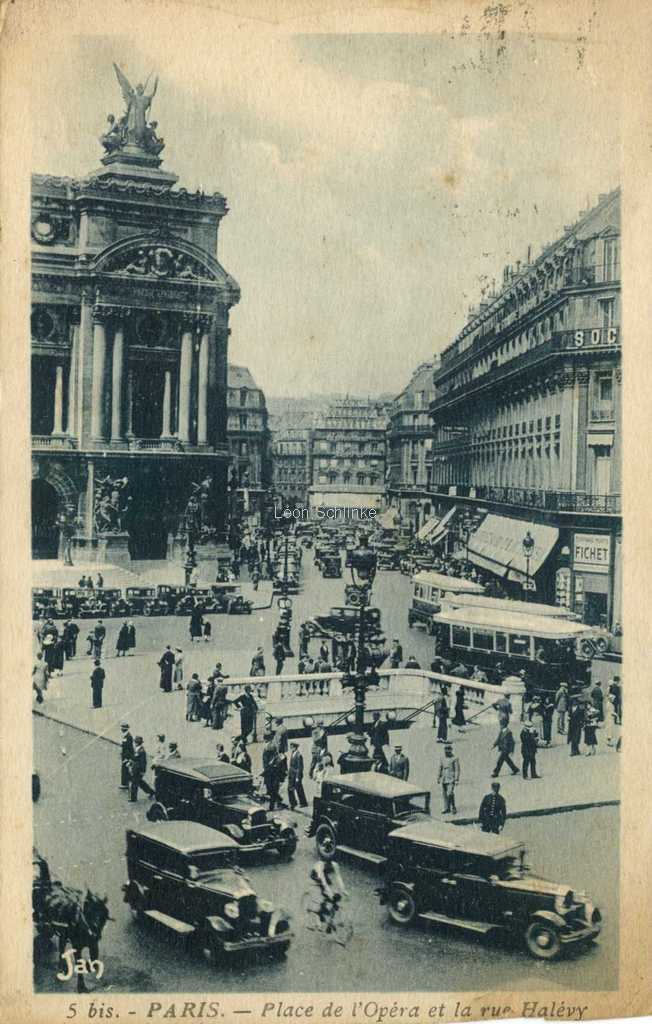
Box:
[29,10,622,398]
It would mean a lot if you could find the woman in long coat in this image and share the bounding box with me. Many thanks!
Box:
[116,622,130,657]
[186,674,203,722]
[452,686,466,729]
[435,695,450,743]
[189,606,203,643]
[173,648,184,687]
[126,621,136,655]
[158,646,175,693]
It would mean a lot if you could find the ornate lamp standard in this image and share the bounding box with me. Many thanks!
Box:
[183,495,200,587]
[522,529,535,599]
[459,514,473,566]
[338,534,378,774]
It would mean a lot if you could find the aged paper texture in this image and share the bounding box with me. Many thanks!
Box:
[1,1,651,1022]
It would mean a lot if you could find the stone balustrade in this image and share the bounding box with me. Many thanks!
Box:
[216,668,526,722]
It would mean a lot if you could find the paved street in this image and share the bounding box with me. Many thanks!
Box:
[34,716,619,994]
[33,555,620,822]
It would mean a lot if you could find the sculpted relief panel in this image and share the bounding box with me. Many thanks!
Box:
[103,244,214,281]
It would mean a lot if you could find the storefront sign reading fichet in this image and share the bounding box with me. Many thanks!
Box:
[573,533,611,574]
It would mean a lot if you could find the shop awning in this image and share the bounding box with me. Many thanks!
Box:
[416,516,440,542]
[467,515,558,581]
[428,505,457,546]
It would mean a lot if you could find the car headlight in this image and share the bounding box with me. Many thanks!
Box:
[223,901,239,920]
[242,818,251,830]
[272,816,283,827]
[554,890,574,914]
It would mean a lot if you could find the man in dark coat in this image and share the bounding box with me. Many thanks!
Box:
[287,742,307,809]
[234,685,258,743]
[273,640,286,676]
[491,725,519,777]
[368,711,390,770]
[389,744,410,780]
[90,659,105,709]
[389,639,403,669]
[126,621,136,655]
[568,701,584,756]
[479,782,507,833]
[262,732,282,810]
[128,736,155,802]
[93,620,106,659]
[158,645,175,692]
[520,724,541,779]
[63,620,79,660]
[120,722,134,789]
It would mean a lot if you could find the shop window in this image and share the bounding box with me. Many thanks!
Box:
[495,633,507,653]
[452,625,471,647]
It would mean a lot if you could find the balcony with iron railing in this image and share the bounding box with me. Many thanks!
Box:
[429,482,621,516]
[432,328,621,413]
[438,262,620,377]
[32,435,230,456]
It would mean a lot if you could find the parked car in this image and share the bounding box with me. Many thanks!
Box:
[156,584,188,614]
[147,758,298,860]
[125,586,168,616]
[123,821,292,962]
[309,772,431,865]
[32,588,63,619]
[378,819,602,960]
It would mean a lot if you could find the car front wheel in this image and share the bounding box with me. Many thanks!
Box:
[200,930,222,966]
[146,801,168,822]
[525,920,562,959]
[315,823,337,860]
[388,887,417,926]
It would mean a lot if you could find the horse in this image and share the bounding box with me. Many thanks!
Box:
[33,851,112,993]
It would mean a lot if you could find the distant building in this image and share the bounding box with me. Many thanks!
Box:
[272,429,311,511]
[308,398,389,512]
[226,365,271,526]
[429,189,621,626]
[386,360,437,530]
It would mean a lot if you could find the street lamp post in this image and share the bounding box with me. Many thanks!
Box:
[459,515,472,567]
[338,534,378,774]
[522,529,535,600]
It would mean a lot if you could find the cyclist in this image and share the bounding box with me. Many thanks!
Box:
[310,858,348,931]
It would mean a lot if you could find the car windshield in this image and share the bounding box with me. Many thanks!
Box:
[494,852,526,880]
[188,850,237,875]
[393,793,430,816]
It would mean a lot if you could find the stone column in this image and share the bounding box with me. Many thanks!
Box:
[125,368,135,439]
[110,318,125,441]
[178,321,194,443]
[161,368,173,438]
[52,364,64,435]
[90,308,107,440]
[67,310,79,437]
[197,331,209,444]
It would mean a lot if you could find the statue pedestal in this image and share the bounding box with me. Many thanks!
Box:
[168,535,232,577]
[71,532,132,567]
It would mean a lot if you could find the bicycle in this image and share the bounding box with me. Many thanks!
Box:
[301,887,353,946]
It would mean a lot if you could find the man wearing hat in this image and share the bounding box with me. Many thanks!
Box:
[120,722,134,789]
[389,639,403,669]
[287,741,307,809]
[437,743,460,814]
[389,744,410,781]
[128,736,155,802]
[479,782,507,833]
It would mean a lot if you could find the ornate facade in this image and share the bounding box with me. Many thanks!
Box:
[226,365,271,527]
[272,429,311,511]
[31,72,240,562]
[429,189,621,625]
[308,399,389,511]
[386,361,437,529]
